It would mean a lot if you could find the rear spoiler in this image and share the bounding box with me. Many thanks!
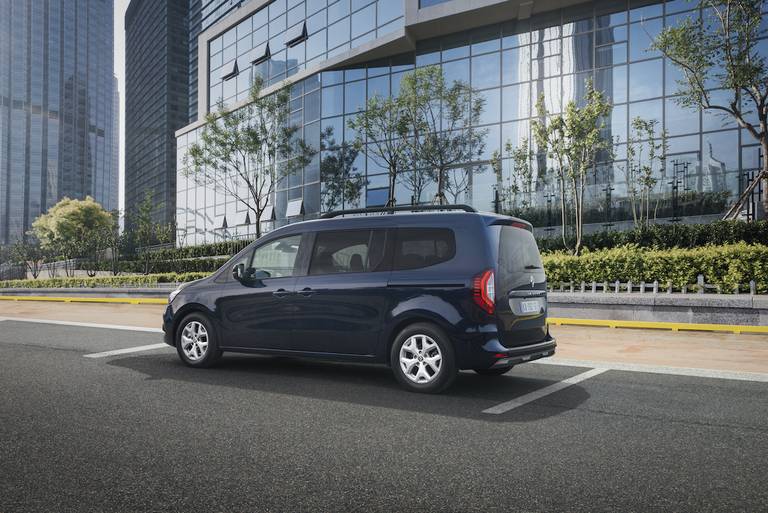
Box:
[487,218,533,231]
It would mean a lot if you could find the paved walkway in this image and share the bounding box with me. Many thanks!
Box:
[2,300,767,373]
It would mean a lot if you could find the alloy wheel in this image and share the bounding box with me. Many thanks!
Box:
[399,334,442,384]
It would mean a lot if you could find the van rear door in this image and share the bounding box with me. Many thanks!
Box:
[494,224,548,347]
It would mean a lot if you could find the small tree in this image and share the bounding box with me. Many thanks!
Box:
[32,196,113,277]
[130,193,173,275]
[493,138,535,214]
[187,77,297,238]
[319,127,366,212]
[652,0,768,218]
[10,235,45,279]
[399,66,486,204]
[348,94,410,206]
[532,83,612,255]
[625,117,669,228]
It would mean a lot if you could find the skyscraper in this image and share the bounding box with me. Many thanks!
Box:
[0,0,118,244]
[125,0,190,225]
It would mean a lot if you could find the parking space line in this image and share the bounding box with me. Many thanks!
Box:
[532,357,768,383]
[482,368,607,415]
[0,317,163,333]
[83,344,170,358]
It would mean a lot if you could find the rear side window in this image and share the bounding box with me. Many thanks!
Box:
[309,229,387,275]
[393,228,456,271]
[498,226,543,275]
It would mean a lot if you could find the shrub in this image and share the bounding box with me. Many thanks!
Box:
[0,272,210,289]
[537,220,768,253]
[543,243,768,293]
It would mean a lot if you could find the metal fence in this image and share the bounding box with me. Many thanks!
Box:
[550,275,759,295]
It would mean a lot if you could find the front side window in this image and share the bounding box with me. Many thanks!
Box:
[393,228,456,270]
[251,234,302,278]
[309,229,386,275]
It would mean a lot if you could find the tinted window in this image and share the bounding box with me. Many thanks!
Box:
[251,234,302,278]
[393,228,456,271]
[498,226,543,275]
[309,230,386,275]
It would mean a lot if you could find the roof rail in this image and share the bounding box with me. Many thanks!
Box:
[320,204,477,219]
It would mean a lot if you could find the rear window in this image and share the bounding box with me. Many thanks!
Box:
[498,226,543,275]
[393,228,456,271]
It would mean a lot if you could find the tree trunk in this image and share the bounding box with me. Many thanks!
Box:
[387,168,396,207]
[762,140,768,219]
[434,167,446,205]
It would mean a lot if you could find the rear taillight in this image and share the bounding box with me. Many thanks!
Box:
[473,269,495,314]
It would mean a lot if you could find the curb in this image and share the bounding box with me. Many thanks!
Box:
[547,317,768,335]
[0,295,167,305]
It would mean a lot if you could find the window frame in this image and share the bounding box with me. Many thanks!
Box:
[307,228,391,276]
[391,227,457,271]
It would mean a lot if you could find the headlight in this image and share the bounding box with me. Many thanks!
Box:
[168,288,181,304]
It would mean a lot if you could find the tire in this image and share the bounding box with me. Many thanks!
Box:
[390,322,457,394]
[175,313,222,368]
[474,366,514,376]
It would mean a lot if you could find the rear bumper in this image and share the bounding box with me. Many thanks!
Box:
[456,330,556,370]
[489,337,556,368]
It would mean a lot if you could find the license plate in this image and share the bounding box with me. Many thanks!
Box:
[520,300,540,314]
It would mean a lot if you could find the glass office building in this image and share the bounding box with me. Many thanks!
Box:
[0,0,118,244]
[175,0,767,246]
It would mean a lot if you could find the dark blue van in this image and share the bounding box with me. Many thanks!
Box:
[162,205,555,393]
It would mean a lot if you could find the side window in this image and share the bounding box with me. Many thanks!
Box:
[393,228,456,270]
[309,229,386,275]
[250,234,302,278]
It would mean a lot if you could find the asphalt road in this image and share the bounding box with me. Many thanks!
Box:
[1,319,766,513]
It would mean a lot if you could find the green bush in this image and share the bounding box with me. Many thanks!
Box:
[92,257,229,274]
[543,243,768,293]
[0,272,211,289]
[537,220,768,253]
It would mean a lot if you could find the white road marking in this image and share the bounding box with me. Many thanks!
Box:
[0,317,163,333]
[83,343,170,358]
[482,368,607,415]
[532,357,768,383]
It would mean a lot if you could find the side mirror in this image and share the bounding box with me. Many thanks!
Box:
[252,269,271,280]
[232,263,246,282]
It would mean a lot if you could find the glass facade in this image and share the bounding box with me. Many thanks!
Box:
[125,0,190,225]
[207,0,405,110]
[176,0,767,245]
[0,0,117,244]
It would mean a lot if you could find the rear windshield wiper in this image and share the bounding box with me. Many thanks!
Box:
[524,265,541,270]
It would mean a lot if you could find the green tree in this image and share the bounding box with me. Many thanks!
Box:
[348,94,410,206]
[532,82,612,255]
[652,0,768,218]
[187,77,298,238]
[492,138,535,214]
[130,193,174,275]
[625,117,669,228]
[319,127,367,212]
[32,196,113,277]
[10,235,45,279]
[399,66,486,205]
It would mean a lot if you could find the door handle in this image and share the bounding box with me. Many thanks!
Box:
[298,287,315,297]
[272,288,292,298]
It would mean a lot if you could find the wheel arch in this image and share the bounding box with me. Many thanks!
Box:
[170,303,216,346]
[383,312,457,367]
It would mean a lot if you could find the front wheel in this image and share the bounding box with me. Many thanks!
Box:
[176,313,222,368]
[390,322,457,394]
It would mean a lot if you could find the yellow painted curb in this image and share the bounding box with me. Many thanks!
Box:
[0,295,167,305]
[547,317,768,335]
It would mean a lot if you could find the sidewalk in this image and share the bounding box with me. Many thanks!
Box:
[1,301,767,374]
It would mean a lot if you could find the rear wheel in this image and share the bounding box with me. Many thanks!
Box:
[176,313,222,368]
[390,322,457,394]
[474,366,513,376]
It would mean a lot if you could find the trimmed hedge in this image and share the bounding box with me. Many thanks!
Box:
[92,257,230,274]
[543,243,768,293]
[537,220,768,253]
[0,272,210,289]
